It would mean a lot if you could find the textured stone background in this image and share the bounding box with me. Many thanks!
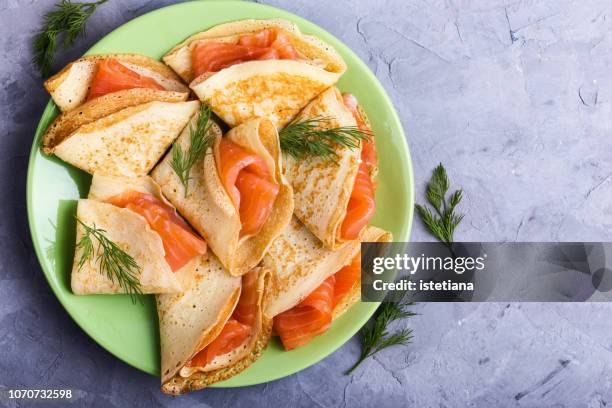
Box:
[1,0,612,407]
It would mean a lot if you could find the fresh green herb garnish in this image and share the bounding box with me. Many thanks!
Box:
[346,291,416,374]
[76,218,143,303]
[32,0,109,76]
[415,163,464,245]
[170,104,214,196]
[279,117,370,160]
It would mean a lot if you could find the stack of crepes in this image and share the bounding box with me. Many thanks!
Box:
[41,18,392,395]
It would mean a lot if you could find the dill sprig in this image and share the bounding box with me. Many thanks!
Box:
[32,0,108,76]
[415,163,464,245]
[346,291,416,374]
[279,117,370,160]
[170,104,214,196]
[76,218,143,303]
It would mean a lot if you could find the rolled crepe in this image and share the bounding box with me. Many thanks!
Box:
[163,18,346,128]
[283,87,362,249]
[264,217,392,318]
[52,100,199,177]
[152,115,293,276]
[44,53,188,112]
[159,261,271,394]
[71,173,205,295]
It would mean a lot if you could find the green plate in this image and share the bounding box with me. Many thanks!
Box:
[26,0,414,387]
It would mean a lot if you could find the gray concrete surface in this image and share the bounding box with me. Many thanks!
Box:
[1,0,612,406]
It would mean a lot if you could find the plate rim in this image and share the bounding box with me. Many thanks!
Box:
[25,0,415,387]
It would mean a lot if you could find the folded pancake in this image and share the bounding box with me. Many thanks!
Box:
[71,173,207,295]
[159,263,272,394]
[264,217,360,317]
[41,88,189,154]
[45,54,188,112]
[163,19,345,127]
[52,100,199,177]
[164,19,345,84]
[284,87,377,249]
[264,218,391,350]
[152,115,293,276]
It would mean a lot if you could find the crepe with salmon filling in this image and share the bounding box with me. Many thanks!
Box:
[152,115,293,276]
[284,87,377,249]
[264,218,391,317]
[71,173,207,295]
[51,100,199,177]
[45,53,188,112]
[159,263,271,394]
[264,218,391,350]
[163,18,345,128]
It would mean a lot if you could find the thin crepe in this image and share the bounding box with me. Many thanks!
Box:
[53,100,199,177]
[71,173,195,295]
[283,87,361,249]
[191,60,341,128]
[163,18,345,128]
[45,53,188,112]
[264,217,391,318]
[160,265,272,394]
[42,88,189,154]
[164,18,346,83]
[152,116,293,276]
[264,217,358,317]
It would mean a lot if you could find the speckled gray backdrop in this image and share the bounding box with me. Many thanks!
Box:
[1,0,612,407]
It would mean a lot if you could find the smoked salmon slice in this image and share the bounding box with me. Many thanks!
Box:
[333,256,361,307]
[235,171,280,236]
[232,268,259,327]
[186,319,251,367]
[106,191,206,272]
[218,138,280,236]
[274,276,335,351]
[186,269,259,367]
[237,28,275,47]
[271,32,301,59]
[87,58,164,101]
[192,28,299,77]
[274,257,362,351]
[340,162,376,240]
[339,94,377,240]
